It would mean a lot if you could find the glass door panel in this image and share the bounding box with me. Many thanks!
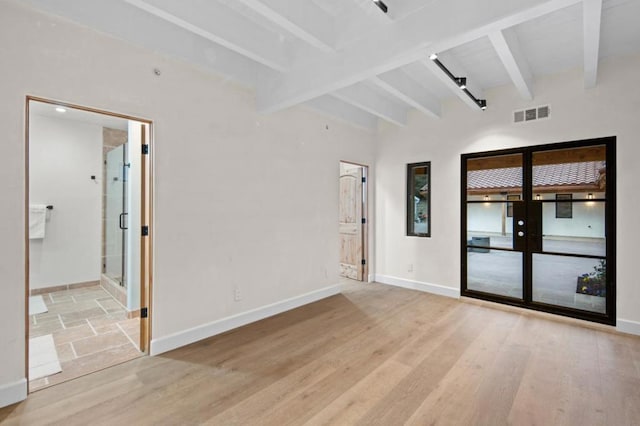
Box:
[532,254,606,313]
[540,200,606,257]
[467,202,519,250]
[530,144,608,316]
[464,153,523,299]
[467,250,523,298]
[104,144,127,286]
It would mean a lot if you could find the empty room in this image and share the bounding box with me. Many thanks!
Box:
[1,0,639,425]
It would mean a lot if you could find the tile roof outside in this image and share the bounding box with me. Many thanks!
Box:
[467,161,605,190]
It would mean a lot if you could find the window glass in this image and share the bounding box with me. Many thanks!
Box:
[407,162,430,237]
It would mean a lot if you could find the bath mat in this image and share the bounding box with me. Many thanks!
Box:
[29,295,48,316]
[29,334,62,380]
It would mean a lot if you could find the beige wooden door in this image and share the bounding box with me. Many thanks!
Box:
[339,167,363,280]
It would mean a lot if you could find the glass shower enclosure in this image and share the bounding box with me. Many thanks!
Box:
[104,144,128,287]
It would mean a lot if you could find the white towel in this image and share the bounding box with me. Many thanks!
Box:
[29,204,47,239]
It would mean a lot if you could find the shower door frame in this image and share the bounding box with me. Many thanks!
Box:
[24,96,155,389]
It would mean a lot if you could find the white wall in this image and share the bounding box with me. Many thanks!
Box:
[375,54,640,329]
[0,1,375,405]
[28,114,102,289]
[467,193,606,239]
[541,193,605,239]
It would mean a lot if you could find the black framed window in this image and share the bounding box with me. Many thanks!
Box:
[507,194,520,217]
[407,162,430,237]
[556,194,573,218]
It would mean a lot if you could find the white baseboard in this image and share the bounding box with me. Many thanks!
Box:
[0,379,27,408]
[150,285,342,356]
[374,274,460,299]
[617,319,640,336]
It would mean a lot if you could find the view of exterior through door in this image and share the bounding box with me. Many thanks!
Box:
[461,138,615,324]
[339,162,367,281]
[26,98,153,391]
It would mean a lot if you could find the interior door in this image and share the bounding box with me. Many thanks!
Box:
[462,138,615,325]
[339,166,363,281]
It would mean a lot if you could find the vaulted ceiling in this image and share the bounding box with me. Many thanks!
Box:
[21,0,640,130]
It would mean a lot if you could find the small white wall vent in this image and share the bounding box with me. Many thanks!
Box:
[514,105,550,123]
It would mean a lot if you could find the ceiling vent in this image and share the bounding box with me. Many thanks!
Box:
[514,105,550,123]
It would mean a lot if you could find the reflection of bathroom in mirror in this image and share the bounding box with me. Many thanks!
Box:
[27,99,148,391]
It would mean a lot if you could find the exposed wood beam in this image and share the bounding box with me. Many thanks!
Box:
[369,70,440,118]
[489,29,534,100]
[123,0,290,71]
[235,0,335,53]
[259,0,582,113]
[305,96,378,131]
[331,84,408,127]
[583,0,603,88]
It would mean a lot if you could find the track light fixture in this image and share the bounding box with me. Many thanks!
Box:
[455,77,467,90]
[373,0,388,13]
[429,53,487,111]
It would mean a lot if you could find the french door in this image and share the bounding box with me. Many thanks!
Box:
[461,137,616,324]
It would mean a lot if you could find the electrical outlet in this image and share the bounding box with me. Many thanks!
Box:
[234,287,241,301]
[407,264,413,272]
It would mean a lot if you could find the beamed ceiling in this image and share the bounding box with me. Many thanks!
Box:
[21,0,640,130]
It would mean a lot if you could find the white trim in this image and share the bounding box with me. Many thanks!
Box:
[0,378,27,408]
[617,319,640,336]
[374,274,460,299]
[150,285,341,355]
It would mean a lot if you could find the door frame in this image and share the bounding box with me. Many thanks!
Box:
[460,136,616,325]
[24,96,154,389]
[340,161,370,282]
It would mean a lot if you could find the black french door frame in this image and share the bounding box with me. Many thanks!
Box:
[460,137,616,325]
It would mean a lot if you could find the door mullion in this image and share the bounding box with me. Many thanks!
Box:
[522,149,533,304]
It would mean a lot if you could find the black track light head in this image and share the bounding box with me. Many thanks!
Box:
[373,0,388,13]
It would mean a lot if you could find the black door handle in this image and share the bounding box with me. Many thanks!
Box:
[119,213,128,230]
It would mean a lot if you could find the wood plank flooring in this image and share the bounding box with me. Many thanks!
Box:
[1,282,639,425]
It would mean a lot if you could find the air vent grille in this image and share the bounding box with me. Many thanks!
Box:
[513,105,550,123]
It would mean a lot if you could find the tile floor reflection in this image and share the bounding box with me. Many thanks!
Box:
[29,285,142,391]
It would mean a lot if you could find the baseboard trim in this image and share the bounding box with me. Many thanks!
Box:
[0,379,27,408]
[617,319,640,336]
[30,280,100,295]
[150,285,342,356]
[374,274,460,299]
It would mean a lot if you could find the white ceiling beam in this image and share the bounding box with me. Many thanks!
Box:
[583,0,603,88]
[331,84,408,127]
[370,70,440,118]
[234,0,335,53]
[385,0,438,20]
[305,96,378,131]
[418,59,482,110]
[489,29,534,100]
[123,0,290,71]
[258,0,582,113]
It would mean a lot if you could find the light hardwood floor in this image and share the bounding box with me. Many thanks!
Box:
[2,282,639,425]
